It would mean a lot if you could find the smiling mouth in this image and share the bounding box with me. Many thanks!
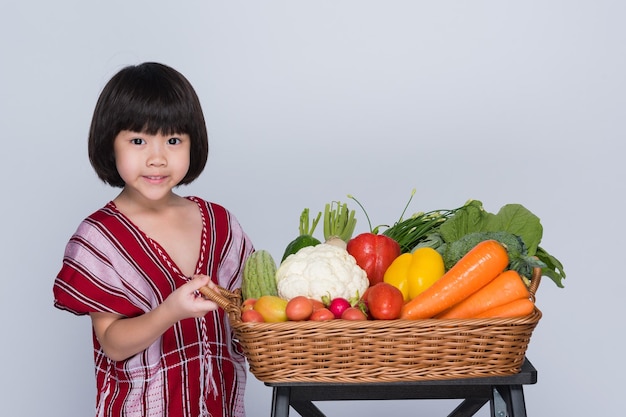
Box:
[144,175,167,182]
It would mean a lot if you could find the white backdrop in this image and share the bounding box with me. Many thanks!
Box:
[1,1,624,416]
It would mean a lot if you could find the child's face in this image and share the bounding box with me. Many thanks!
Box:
[113,130,191,201]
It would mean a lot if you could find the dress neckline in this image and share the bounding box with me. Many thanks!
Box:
[106,196,208,279]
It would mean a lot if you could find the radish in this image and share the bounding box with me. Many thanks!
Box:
[327,297,351,319]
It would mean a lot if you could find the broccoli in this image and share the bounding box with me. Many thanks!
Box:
[441,231,546,283]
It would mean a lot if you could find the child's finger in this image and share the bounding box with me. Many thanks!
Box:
[189,275,217,300]
[189,274,212,288]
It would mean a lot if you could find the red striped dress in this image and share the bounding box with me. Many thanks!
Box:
[53,197,254,417]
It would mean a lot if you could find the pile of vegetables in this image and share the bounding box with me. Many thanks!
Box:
[239,194,565,323]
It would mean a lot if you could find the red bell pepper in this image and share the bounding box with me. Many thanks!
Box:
[347,232,401,286]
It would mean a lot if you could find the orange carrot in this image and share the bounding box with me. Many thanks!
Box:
[400,240,508,320]
[436,270,529,319]
[474,298,535,318]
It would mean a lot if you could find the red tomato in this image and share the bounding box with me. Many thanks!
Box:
[310,298,325,312]
[309,308,335,321]
[347,233,401,285]
[285,296,314,321]
[341,307,368,320]
[367,282,404,320]
[241,309,265,323]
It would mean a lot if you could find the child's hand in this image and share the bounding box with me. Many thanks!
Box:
[89,275,220,361]
[162,275,219,322]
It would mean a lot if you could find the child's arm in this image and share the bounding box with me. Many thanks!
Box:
[90,275,219,361]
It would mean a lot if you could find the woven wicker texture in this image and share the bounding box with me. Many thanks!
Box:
[202,268,542,383]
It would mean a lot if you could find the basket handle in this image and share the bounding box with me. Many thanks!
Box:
[198,285,240,316]
[528,266,542,302]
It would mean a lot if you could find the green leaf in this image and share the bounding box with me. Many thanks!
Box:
[438,200,490,242]
[484,204,543,256]
[535,246,566,288]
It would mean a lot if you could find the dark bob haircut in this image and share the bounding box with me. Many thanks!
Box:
[88,62,209,187]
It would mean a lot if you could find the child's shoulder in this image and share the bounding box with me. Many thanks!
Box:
[71,201,117,228]
[82,200,119,222]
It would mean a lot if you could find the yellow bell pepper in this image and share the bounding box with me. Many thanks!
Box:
[382,253,413,301]
[383,247,445,301]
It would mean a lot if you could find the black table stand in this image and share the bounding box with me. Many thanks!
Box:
[266,358,537,417]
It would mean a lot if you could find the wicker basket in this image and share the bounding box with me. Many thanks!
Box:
[205,268,542,383]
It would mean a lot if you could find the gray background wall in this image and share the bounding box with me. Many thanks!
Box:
[1,1,623,415]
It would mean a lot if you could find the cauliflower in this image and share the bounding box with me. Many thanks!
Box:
[276,243,369,302]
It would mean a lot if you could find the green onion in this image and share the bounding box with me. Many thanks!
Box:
[382,209,458,253]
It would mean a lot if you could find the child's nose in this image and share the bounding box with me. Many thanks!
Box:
[147,145,167,166]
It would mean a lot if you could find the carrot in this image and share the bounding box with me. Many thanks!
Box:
[399,239,508,320]
[436,270,529,319]
[474,298,535,318]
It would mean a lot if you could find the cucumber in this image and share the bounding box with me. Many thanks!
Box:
[241,250,279,300]
[281,235,321,262]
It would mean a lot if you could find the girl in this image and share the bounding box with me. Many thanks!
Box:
[53,62,254,417]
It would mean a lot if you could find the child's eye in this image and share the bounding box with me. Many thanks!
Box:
[168,137,182,145]
[131,138,145,145]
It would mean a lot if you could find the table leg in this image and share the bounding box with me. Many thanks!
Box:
[271,386,291,417]
[499,385,527,417]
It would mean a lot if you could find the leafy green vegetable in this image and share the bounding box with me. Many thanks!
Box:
[437,200,490,241]
[438,200,543,256]
[485,204,543,256]
[419,200,565,288]
[535,246,566,288]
